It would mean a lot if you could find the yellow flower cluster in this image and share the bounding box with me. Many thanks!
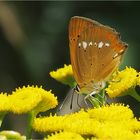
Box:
[106,67,139,98]
[50,64,76,87]
[33,104,140,140]
[0,86,58,115]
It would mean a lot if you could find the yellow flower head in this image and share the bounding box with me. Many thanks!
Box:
[106,67,138,98]
[0,93,10,112]
[10,86,58,114]
[33,109,100,135]
[33,110,97,134]
[88,103,134,122]
[47,131,84,140]
[33,103,140,139]
[33,89,58,113]
[50,64,76,87]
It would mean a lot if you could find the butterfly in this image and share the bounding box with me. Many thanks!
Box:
[69,16,128,96]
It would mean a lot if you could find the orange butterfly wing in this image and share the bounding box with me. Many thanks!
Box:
[69,16,127,90]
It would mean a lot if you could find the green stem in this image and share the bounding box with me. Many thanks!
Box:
[26,111,36,139]
[128,88,140,102]
[0,112,6,127]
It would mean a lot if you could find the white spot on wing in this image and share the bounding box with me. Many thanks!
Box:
[119,49,124,53]
[105,43,110,47]
[113,53,118,59]
[78,42,81,47]
[98,41,104,48]
[94,42,97,47]
[82,41,87,49]
[89,41,93,46]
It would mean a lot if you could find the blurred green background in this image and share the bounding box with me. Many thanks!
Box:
[0,1,140,138]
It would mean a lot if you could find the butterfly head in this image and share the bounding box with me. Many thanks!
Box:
[74,81,106,95]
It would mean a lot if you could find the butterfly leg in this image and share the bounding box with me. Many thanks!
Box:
[84,91,101,107]
[96,93,104,99]
[85,89,106,107]
[89,93,103,106]
[95,90,110,105]
[84,96,90,107]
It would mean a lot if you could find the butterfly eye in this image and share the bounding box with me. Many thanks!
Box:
[74,85,80,93]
